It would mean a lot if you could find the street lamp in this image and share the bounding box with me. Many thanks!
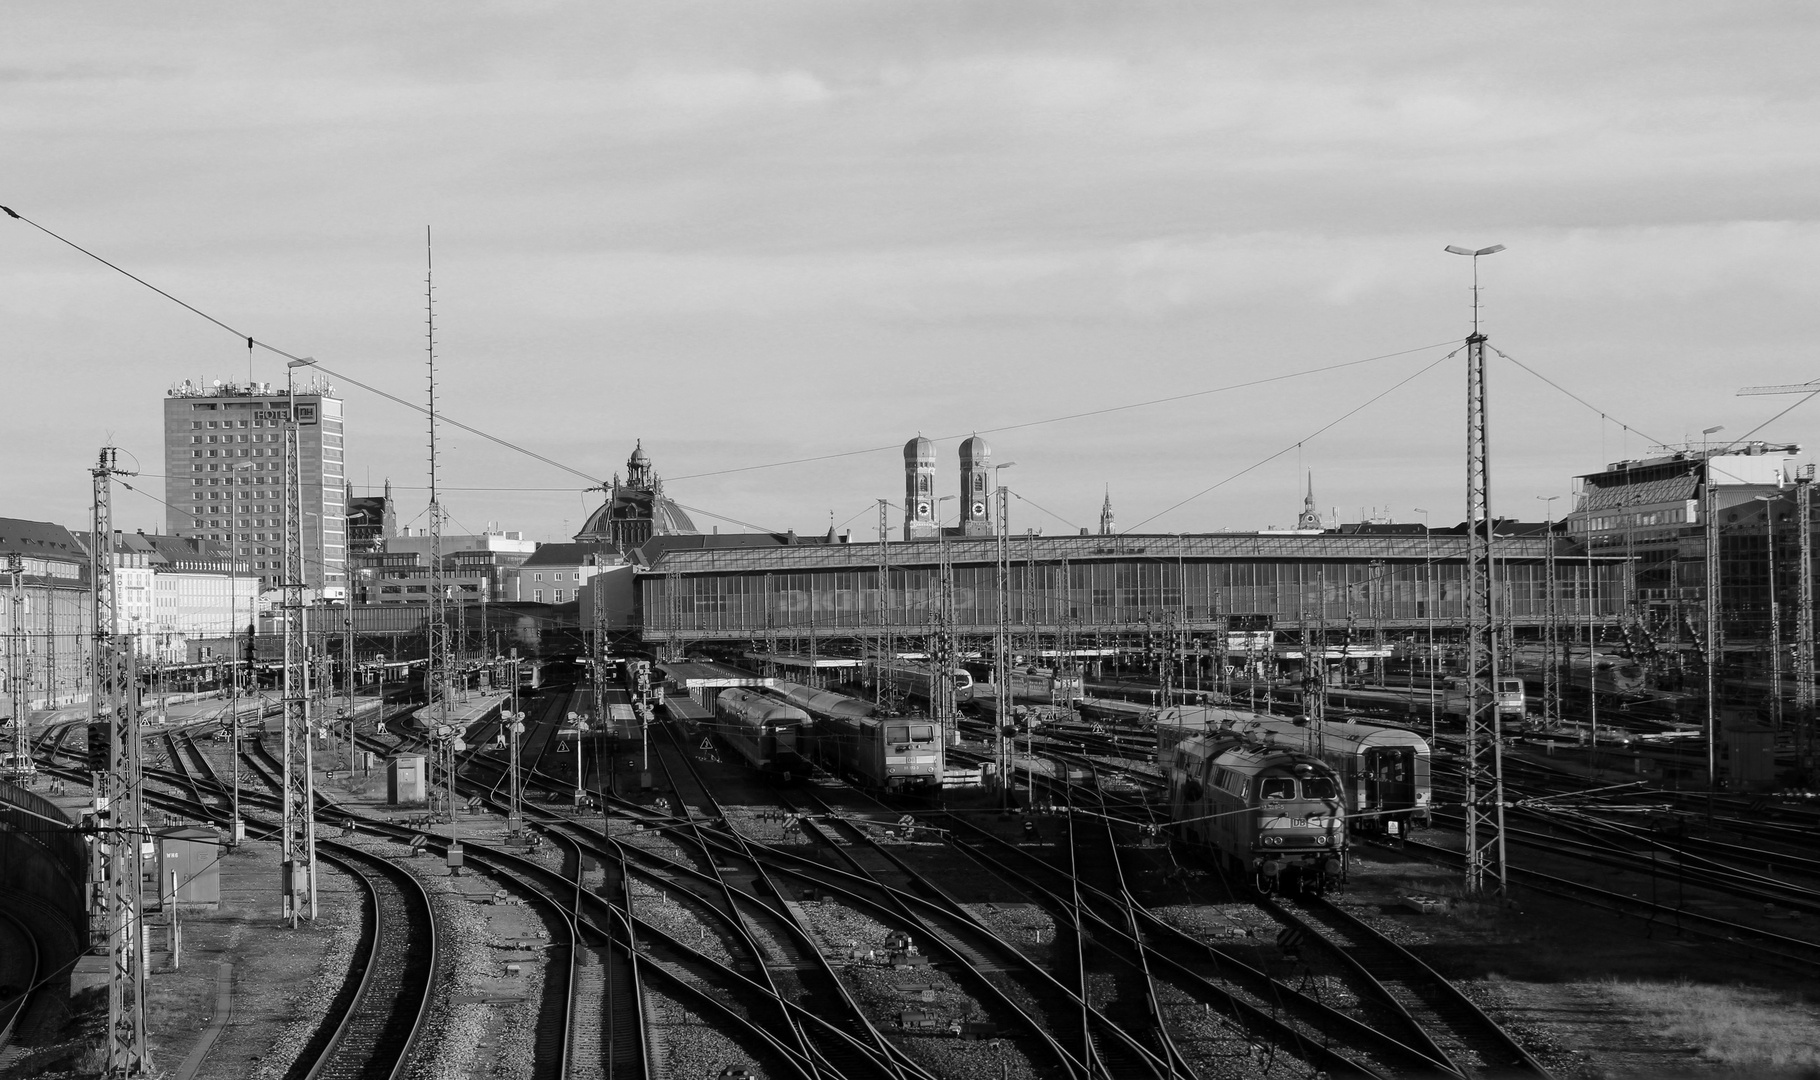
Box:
[1444,244,1506,334]
[505,649,524,836]
[1537,495,1561,733]
[991,463,1016,806]
[1413,508,1437,741]
[1702,425,1725,455]
[227,460,256,846]
[1701,425,1724,801]
[1756,494,1783,730]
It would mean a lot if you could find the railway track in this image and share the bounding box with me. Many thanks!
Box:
[644,721,929,1080]
[995,752,1548,1079]
[0,907,40,1057]
[1264,894,1550,1079]
[295,841,439,1080]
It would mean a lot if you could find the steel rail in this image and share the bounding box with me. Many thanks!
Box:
[0,907,40,1056]
[645,720,923,1080]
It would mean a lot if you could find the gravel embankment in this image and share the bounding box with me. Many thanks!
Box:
[247,865,363,1080]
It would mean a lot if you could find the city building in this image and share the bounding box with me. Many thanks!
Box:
[76,531,157,658]
[163,376,348,597]
[0,517,94,712]
[346,481,397,556]
[1564,441,1811,641]
[634,530,1627,648]
[140,534,261,661]
[353,531,536,605]
[573,442,698,556]
[75,531,261,663]
[509,542,608,605]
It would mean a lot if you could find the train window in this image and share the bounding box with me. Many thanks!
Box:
[886,725,910,743]
[1301,776,1338,800]
[907,724,935,742]
[1260,778,1294,801]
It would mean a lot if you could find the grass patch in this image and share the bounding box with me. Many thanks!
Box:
[1603,978,1820,1071]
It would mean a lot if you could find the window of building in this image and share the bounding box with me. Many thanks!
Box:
[554,590,564,603]
[535,573,544,581]
[192,421,202,429]
[534,590,544,603]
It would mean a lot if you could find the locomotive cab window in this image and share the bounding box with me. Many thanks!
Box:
[1301,776,1338,800]
[886,725,910,743]
[1259,778,1295,801]
[907,724,935,743]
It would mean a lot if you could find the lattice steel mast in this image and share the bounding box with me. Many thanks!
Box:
[876,499,891,705]
[92,447,151,1075]
[1798,469,1815,776]
[7,553,24,774]
[995,482,1012,801]
[281,360,319,925]
[423,229,458,851]
[1446,242,1508,897]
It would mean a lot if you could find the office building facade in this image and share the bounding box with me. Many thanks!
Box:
[163,378,347,598]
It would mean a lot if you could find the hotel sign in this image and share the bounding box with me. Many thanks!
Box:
[254,404,318,425]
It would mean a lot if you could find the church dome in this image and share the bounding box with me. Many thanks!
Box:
[903,436,934,465]
[959,435,991,468]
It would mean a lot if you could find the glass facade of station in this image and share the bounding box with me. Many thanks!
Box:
[637,534,1628,641]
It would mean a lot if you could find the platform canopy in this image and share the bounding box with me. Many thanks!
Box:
[742,652,862,669]
[657,661,778,690]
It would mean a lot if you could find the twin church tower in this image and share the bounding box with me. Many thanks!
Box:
[902,435,997,540]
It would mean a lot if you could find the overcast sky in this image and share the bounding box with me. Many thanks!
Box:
[6,2,1820,543]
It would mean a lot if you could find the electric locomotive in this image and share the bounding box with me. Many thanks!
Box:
[711,688,809,780]
[1156,707,1430,840]
[816,712,945,791]
[1165,733,1347,895]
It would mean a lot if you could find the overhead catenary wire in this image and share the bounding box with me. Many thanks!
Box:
[1120,348,1462,533]
[1489,344,1671,450]
[6,203,1468,531]
[2,204,605,489]
[664,340,1461,482]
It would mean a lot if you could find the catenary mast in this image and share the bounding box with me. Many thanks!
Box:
[1447,243,1509,897]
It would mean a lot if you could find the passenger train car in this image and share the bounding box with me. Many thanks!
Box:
[1155,707,1430,840]
[870,661,975,705]
[711,688,809,779]
[969,665,1086,706]
[769,680,879,723]
[778,681,944,791]
[1165,734,1348,895]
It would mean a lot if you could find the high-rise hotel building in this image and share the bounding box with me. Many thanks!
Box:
[163,377,347,598]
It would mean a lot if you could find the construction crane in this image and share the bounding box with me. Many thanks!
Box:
[1738,380,1820,397]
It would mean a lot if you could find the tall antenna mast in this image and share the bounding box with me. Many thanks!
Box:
[424,228,459,857]
[1445,242,1508,897]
